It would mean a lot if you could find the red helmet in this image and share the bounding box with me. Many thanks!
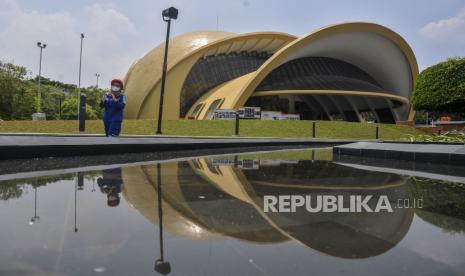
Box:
[107,195,120,207]
[111,79,124,89]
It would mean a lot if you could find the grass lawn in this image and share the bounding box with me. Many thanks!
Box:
[0,119,424,140]
[236,148,333,161]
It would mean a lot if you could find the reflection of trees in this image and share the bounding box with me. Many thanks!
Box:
[0,173,76,200]
[408,177,465,234]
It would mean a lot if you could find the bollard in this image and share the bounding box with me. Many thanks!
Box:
[78,92,86,132]
[375,124,379,139]
[235,112,240,136]
[312,121,316,138]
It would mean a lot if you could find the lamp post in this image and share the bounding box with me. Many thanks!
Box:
[78,33,86,132]
[156,7,178,135]
[95,73,100,88]
[34,42,46,120]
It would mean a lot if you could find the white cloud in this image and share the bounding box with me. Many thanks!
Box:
[0,1,137,87]
[420,8,465,43]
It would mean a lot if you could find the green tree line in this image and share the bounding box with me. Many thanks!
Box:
[412,57,465,122]
[0,61,106,120]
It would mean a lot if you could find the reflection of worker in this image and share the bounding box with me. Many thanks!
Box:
[97,168,123,207]
[99,79,126,137]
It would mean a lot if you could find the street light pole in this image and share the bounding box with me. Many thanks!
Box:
[78,33,86,132]
[95,73,100,88]
[36,42,46,114]
[156,7,178,135]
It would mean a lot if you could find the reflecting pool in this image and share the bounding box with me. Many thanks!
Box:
[1,148,465,275]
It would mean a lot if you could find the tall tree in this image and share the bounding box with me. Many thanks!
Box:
[0,62,30,120]
[412,57,465,116]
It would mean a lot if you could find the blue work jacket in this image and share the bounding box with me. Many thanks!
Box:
[100,93,126,121]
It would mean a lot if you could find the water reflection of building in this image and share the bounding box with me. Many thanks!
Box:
[122,157,414,258]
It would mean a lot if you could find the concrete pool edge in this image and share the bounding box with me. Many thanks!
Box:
[0,134,354,160]
[2,134,464,166]
[334,141,465,166]
[0,146,329,181]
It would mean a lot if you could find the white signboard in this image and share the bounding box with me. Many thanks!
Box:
[238,107,261,119]
[261,111,300,120]
[260,160,299,166]
[213,109,237,120]
[261,111,282,120]
[210,158,260,169]
[210,159,236,166]
[32,113,46,121]
[281,114,300,120]
[236,159,260,170]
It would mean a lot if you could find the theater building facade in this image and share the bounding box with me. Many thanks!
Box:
[123,22,418,123]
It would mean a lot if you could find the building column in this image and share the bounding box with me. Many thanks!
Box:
[345,96,363,122]
[288,95,295,114]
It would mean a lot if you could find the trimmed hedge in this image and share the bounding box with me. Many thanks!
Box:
[412,57,465,113]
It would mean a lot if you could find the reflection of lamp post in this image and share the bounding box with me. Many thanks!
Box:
[154,163,171,275]
[91,177,96,192]
[74,173,78,232]
[77,172,84,190]
[156,7,178,135]
[29,181,40,225]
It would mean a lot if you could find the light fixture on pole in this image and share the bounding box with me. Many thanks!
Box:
[32,42,47,121]
[156,7,178,135]
[78,33,86,132]
[95,73,100,88]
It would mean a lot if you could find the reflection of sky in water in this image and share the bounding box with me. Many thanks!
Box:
[403,214,465,268]
[0,148,465,275]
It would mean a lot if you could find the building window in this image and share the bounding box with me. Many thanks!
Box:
[180,52,271,118]
[189,103,205,119]
[255,57,385,93]
[205,99,224,120]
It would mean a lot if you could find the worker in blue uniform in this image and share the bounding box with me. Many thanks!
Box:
[100,79,126,137]
[97,168,123,207]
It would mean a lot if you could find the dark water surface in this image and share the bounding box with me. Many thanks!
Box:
[1,149,465,275]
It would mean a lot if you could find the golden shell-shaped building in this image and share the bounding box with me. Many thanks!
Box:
[122,155,414,258]
[124,22,418,123]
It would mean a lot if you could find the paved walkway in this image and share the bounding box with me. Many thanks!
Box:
[0,134,355,160]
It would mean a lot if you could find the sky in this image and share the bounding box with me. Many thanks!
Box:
[0,0,464,89]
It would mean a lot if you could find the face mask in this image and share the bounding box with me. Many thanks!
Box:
[111,85,121,92]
